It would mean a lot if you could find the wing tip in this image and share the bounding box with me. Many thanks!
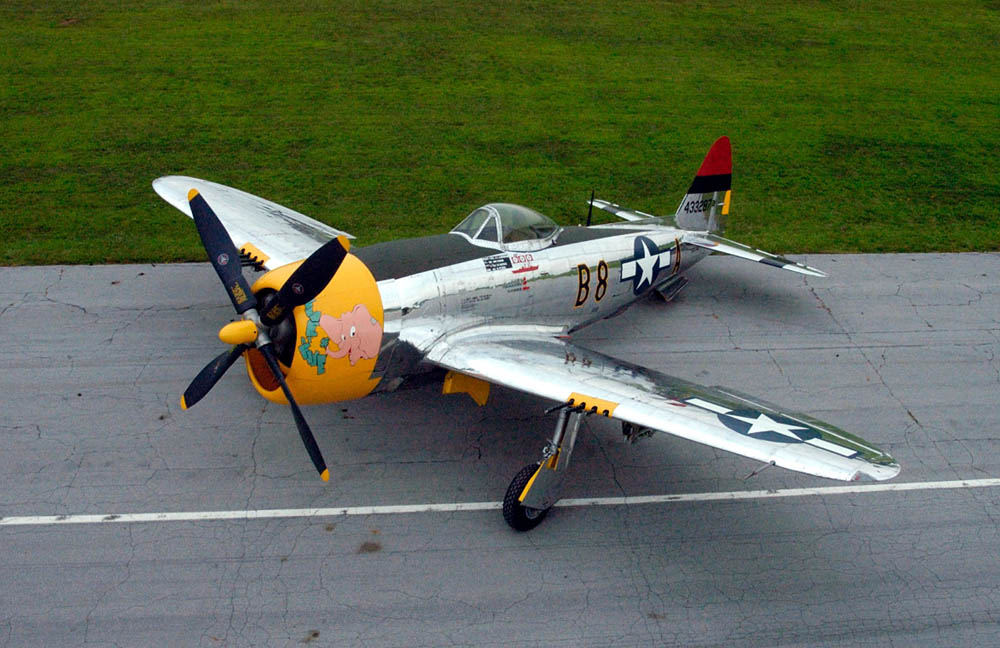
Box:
[851,461,901,482]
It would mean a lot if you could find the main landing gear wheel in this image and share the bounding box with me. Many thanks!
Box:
[503,464,549,532]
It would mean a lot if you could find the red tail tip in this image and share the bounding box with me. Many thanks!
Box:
[697,136,731,177]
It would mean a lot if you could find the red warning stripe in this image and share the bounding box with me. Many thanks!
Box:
[696,136,731,177]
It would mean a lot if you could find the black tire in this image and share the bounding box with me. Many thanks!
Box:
[503,463,550,531]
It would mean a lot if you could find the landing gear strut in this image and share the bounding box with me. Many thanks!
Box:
[503,404,584,531]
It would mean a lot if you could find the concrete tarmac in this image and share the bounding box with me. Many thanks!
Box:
[1,253,999,647]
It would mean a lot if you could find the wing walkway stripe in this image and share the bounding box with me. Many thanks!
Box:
[2,478,999,527]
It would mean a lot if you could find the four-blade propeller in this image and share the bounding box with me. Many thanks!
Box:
[181,188,348,481]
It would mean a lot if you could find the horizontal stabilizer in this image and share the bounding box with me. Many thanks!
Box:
[684,233,825,277]
[589,198,658,223]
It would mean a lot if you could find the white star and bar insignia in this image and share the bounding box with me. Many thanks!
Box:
[725,411,811,441]
[685,397,860,458]
[620,235,673,295]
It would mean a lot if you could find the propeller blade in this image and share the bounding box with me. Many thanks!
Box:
[188,189,257,314]
[261,236,350,325]
[258,343,330,481]
[184,189,331,481]
[180,344,250,410]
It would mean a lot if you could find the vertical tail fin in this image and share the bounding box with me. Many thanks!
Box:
[675,136,732,232]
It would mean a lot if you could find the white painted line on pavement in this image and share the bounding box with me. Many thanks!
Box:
[3,478,999,527]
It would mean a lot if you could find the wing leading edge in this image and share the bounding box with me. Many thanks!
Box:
[426,331,899,482]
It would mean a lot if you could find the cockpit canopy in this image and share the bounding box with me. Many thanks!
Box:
[450,203,561,252]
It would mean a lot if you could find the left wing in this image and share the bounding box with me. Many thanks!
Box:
[426,330,899,482]
[153,175,352,270]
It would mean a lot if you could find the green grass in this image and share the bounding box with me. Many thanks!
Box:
[1,0,997,264]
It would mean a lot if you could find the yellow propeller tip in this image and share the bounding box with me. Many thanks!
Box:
[187,188,199,201]
[179,396,188,411]
[337,235,350,252]
[320,469,330,482]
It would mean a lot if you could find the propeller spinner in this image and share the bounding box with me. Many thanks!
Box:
[181,189,349,481]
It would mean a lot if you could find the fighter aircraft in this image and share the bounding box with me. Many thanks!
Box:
[153,136,899,531]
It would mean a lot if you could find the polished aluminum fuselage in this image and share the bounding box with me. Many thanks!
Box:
[369,225,709,390]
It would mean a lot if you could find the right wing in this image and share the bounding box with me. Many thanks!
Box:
[153,175,352,270]
[426,329,899,482]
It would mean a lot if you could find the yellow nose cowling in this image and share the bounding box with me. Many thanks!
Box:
[246,252,383,405]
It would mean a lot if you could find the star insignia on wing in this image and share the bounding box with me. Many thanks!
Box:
[684,397,861,457]
[725,412,810,440]
[717,408,818,443]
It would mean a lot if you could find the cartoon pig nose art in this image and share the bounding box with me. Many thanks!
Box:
[319,304,382,366]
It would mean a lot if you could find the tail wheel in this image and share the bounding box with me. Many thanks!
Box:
[503,463,549,532]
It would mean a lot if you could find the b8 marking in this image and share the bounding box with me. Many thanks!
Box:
[575,260,609,307]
